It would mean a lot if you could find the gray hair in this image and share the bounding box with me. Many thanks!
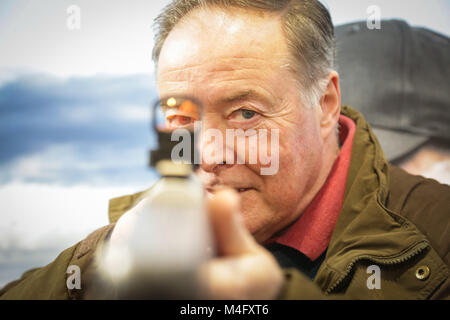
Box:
[152,0,336,107]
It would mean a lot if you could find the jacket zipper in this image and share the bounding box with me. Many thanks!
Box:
[325,240,430,294]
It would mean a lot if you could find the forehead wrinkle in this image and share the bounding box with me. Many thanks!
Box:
[159,55,290,90]
[161,68,275,101]
[160,55,283,77]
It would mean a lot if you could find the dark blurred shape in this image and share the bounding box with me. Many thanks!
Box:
[335,20,450,161]
[149,96,202,169]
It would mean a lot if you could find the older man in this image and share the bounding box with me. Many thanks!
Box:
[1,0,449,300]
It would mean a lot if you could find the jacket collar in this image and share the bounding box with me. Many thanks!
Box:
[315,105,429,292]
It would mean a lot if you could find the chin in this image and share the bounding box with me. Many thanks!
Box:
[239,199,271,240]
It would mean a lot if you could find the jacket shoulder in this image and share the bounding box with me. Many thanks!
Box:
[108,190,147,223]
[0,244,77,299]
[0,225,114,300]
[386,164,450,266]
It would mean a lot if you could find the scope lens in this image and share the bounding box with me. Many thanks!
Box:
[153,96,202,132]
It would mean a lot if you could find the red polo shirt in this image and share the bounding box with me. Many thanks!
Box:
[267,115,356,261]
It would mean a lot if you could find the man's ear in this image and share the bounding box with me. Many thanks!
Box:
[319,71,341,141]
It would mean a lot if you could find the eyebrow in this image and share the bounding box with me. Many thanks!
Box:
[217,89,273,108]
[221,90,253,103]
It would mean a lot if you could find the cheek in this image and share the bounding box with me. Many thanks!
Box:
[246,122,321,177]
[260,126,323,207]
[236,128,282,176]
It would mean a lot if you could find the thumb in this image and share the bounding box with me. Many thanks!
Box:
[202,188,284,299]
[208,188,258,256]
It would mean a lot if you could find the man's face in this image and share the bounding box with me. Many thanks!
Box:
[157,7,328,242]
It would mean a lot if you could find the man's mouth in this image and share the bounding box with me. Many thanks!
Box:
[206,187,255,194]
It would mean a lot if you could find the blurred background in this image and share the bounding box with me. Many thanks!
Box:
[0,0,449,287]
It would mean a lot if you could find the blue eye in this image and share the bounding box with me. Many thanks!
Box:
[228,108,259,122]
[241,109,256,119]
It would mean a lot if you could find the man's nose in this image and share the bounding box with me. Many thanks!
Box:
[198,126,235,174]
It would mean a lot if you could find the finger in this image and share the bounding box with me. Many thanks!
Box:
[207,188,258,256]
[200,252,283,300]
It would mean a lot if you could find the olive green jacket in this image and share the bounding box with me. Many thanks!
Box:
[1,106,449,299]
